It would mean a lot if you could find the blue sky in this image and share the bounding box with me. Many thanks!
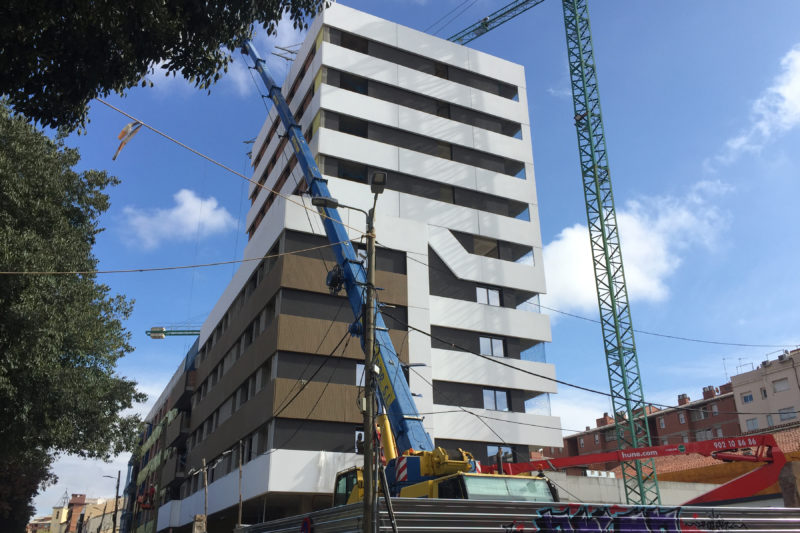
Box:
[34,0,800,515]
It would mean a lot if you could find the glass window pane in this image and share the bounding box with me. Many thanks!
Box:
[488,289,500,307]
[491,338,504,357]
[479,337,492,355]
[356,363,365,387]
[495,391,509,412]
[483,389,496,410]
[476,287,488,304]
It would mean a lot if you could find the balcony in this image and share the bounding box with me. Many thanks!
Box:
[169,370,197,410]
[160,450,186,488]
[164,411,190,447]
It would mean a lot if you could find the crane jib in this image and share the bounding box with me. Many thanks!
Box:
[244,40,434,453]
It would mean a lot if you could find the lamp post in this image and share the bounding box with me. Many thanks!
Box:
[102,472,120,533]
[311,170,386,533]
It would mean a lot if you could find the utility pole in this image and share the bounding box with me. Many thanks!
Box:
[113,471,120,533]
[238,440,243,527]
[362,203,377,533]
[202,458,208,532]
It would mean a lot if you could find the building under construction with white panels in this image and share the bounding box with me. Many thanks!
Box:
[136,4,561,531]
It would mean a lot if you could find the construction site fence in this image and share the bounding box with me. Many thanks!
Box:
[237,498,800,532]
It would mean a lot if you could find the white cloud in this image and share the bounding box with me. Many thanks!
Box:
[122,189,236,250]
[708,43,800,169]
[32,370,171,516]
[542,180,730,314]
[550,390,613,437]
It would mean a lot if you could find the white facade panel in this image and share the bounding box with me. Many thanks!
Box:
[431,407,562,447]
[430,296,551,343]
[317,129,400,171]
[322,4,399,47]
[431,348,557,393]
[321,42,401,86]
[428,225,545,293]
[467,48,526,89]
[320,83,400,128]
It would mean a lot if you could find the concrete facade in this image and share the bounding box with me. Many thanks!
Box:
[133,5,558,532]
[732,348,800,433]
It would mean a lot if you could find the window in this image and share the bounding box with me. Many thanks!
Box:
[746,418,758,431]
[761,387,768,399]
[476,286,501,306]
[716,428,723,438]
[487,445,514,462]
[483,388,509,411]
[579,437,584,449]
[767,414,774,427]
[479,336,505,357]
[658,417,665,429]
[682,433,689,443]
[774,378,790,393]
[741,392,754,404]
[356,363,365,387]
[594,433,599,444]
[779,407,797,421]
[712,404,718,416]
[678,412,686,424]
[605,431,616,442]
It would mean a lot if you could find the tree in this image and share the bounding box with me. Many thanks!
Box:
[0,0,327,130]
[0,103,146,532]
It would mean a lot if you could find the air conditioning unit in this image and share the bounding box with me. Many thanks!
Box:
[779,354,788,362]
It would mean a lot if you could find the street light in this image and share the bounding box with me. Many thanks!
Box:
[102,472,120,533]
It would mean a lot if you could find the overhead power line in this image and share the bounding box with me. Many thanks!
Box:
[379,308,800,419]
[0,241,350,275]
[398,249,797,350]
[95,98,364,234]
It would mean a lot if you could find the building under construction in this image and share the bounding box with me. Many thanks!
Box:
[130,4,560,532]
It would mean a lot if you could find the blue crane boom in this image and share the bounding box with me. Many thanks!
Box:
[243,40,434,454]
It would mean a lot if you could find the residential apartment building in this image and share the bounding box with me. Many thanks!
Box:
[132,5,559,532]
[549,384,739,472]
[732,348,800,433]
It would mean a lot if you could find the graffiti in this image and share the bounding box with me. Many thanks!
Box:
[682,510,747,531]
[501,521,527,532]
[501,505,684,532]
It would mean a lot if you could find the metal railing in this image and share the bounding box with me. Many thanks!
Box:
[238,498,800,532]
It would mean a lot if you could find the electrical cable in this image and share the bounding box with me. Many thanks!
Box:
[396,248,798,349]
[379,308,800,419]
[272,328,351,420]
[0,240,353,275]
[271,334,354,453]
[272,298,350,415]
[429,0,479,37]
[406,366,509,447]
[95,98,364,234]
[424,0,472,33]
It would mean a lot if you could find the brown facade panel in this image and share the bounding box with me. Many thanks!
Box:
[281,253,407,306]
[195,253,283,380]
[273,378,361,423]
[276,315,408,363]
[187,383,274,473]
[191,320,278,425]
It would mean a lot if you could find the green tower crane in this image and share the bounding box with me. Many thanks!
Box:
[450,0,660,505]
